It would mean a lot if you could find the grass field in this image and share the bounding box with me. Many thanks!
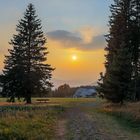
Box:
[0,98,140,140]
[0,98,96,140]
[0,105,64,139]
[86,107,140,140]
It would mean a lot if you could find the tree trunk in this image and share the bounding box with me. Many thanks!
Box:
[26,89,32,104]
[26,96,31,104]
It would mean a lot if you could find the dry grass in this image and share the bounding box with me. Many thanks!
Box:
[0,104,65,139]
[0,97,97,106]
[85,101,140,140]
[103,102,140,121]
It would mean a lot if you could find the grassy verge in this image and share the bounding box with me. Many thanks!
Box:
[0,98,96,139]
[100,102,140,133]
[84,101,140,140]
[0,105,64,140]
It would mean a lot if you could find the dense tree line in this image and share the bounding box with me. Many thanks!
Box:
[98,0,140,103]
[0,4,54,103]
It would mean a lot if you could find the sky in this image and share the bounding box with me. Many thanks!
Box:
[0,0,112,88]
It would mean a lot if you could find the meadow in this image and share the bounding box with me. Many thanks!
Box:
[0,105,64,139]
[0,98,140,140]
[0,98,96,140]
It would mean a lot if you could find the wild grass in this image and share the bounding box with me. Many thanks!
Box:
[103,102,140,119]
[0,97,96,139]
[46,98,97,107]
[1,97,140,139]
[80,100,140,140]
[0,97,97,105]
[99,102,140,133]
[84,108,140,139]
[0,105,64,140]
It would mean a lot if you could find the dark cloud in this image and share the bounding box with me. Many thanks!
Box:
[47,30,105,50]
[47,30,82,43]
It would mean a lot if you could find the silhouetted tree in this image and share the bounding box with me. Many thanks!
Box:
[98,0,132,103]
[1,4,54,103]
[130,0,140,100]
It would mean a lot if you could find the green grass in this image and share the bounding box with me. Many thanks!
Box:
[46,97,97,106]
[0,105,64,140]
[0,98,8,102]
[100,109,140,133]
[86,107,140,140]
[2,97,140,139]
[0,97,97,103]
[0,97,97,140]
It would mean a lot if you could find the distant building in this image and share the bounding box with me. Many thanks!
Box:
[73,87,97,98]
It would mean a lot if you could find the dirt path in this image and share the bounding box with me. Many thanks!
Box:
[65,108,110,140]
[56,105,110,140]
[56,103,140,140]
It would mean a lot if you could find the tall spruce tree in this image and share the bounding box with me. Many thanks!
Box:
[1,4,54,103]
[130,0,140,100]
[137,0,140,100]
[98,0,132,103]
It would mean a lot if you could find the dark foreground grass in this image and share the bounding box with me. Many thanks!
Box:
[85,104,140,140]
[0,105,64,140]
[99,102,140,133]
[2,98,140,139]
[112,113,140,133]
[99,109,140,133]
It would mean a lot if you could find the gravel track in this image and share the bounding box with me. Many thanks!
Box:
[66,108,110,140]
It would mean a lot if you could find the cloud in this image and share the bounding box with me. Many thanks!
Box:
[47,30,82,44]
[47,29,105,51]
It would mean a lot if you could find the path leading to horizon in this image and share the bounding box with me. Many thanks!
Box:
[65,108,110,140]
[0,98,140,140]
[56,101,140,140]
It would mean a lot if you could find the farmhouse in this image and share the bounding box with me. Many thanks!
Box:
[73,87,97,98]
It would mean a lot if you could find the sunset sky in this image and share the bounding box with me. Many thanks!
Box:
[0,0,112,88]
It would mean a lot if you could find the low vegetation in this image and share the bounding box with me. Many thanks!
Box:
[101,102,140,132]
[0,98,140,139]
[0,104,64,140]
[85,101,140,140]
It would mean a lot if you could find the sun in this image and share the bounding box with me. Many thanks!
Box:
[72,55,77,61]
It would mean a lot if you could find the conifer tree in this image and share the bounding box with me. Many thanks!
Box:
[1,4,54,103]
[130,0,140,100]
[98,0,132,103]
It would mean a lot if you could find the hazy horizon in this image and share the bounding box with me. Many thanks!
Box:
[0,0,112,88]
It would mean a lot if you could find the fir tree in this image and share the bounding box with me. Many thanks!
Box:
[98,0,132,103]
[130,0,140,100]
[1,4,54,103]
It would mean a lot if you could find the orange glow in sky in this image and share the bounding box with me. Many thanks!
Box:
[0,0,111,87]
